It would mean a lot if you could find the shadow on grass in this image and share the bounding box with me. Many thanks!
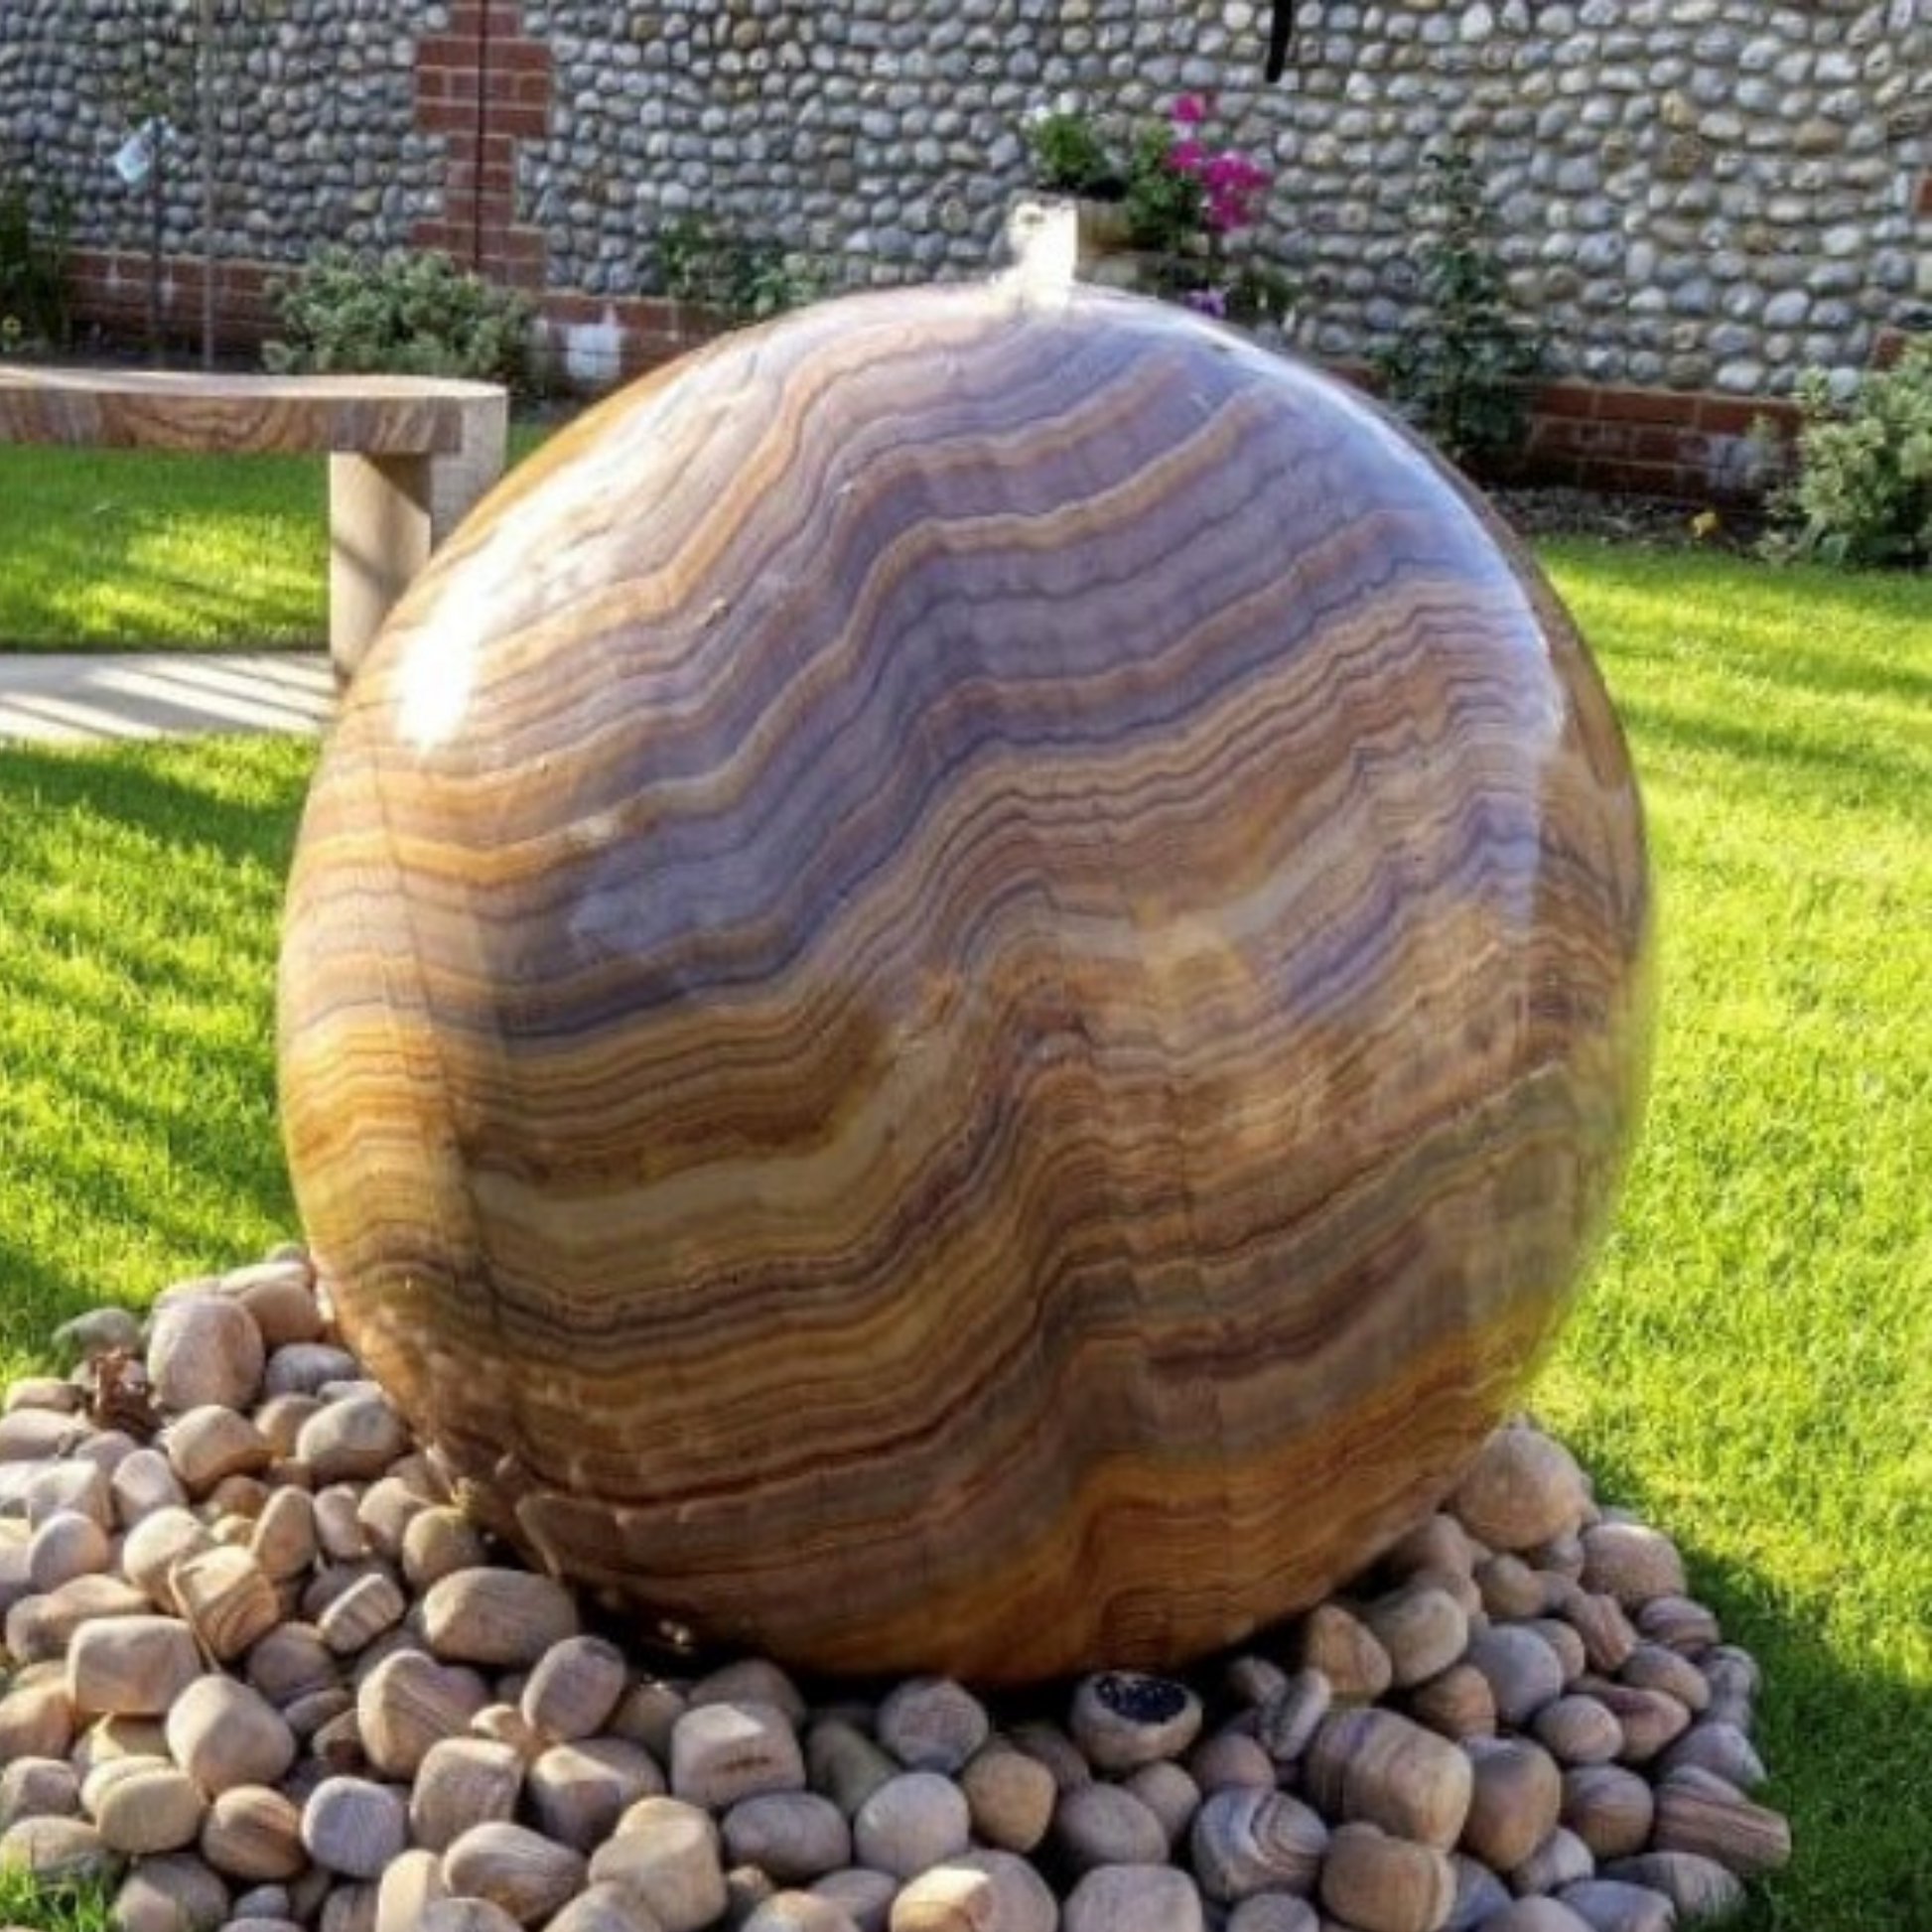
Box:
[0,736,312,869]
[0,738,312,1357]
[1612,694,1929,808]
[0,445,325,652]
[1575,1435,1932,1930]
[0,548,320,652]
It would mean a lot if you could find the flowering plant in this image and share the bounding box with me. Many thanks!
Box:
[1166,94,1271,234]
[1022,94,1294,334]
[1124,94,1271,255]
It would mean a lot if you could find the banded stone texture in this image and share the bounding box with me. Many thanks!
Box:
[0,367,502,456]
[279,281,1652,1684]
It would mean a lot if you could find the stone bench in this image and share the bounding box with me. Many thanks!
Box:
[0,366,508,682]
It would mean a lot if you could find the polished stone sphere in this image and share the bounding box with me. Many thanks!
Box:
[278,281,1651,1684]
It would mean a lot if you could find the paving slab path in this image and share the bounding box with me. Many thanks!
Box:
[0,651,335,745]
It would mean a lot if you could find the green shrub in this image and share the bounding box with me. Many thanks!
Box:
[1373,139,1544,468]
[1761,338,1932,570]
[264,247,533,387]
[1026,107,1118,197]
[655,214,824,324]
[0,176,71,350]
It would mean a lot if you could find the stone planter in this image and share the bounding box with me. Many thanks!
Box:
[1072,195,1135,268]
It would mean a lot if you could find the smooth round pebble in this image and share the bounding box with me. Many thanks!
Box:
[0,1814,116,1883]
[1053,1779,1170,1872]
[959,1742,1056,1853]
[876,1676,990,1774]
[1190,1786,1329,1903]
[547,1881,668,1932]
[419,1901,525,1932]
[401,1505,490,1590]
[411,1737,525,1853]
[1319,1821,1457,1932]
[1450,1426,1590,1552]
[723,1789,852,1883]
[854,1770,972,1880]
[806,1718,898,1819]
[1064,1863,1207,1932]
[26,1510,110,1592]
[1069,1669,1203,1770]
[111,1850,229,1932]
[167,1674,298,1794]
[148,1296,264,1413]
[889,1850,1056,1932]
[202,1784,307,1882]
[297,1392,412,1484]
[302,1775,409,1878]
[442,1820,588,1925]
[521,1633,629,1741]
[670,1699,806,1809]
[91,1758,207,1855]
[421,1567,581,1669]
[811,1866,898,1932]
[67,1613,201,1717]
[169,1544,281,1659]
[744,1892,863,1932]
[1225,1896,1319,1932]
[588,1796,726,1932]
[526,1738,665,1850]
[0,1755,79,1829]
[1484,1900,1595,1932]
[359,1647,489,1776]
[223,1260,326,1347]
[686,1658,809,1725]
[167,1405,272,1492]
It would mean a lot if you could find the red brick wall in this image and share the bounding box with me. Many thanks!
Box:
[412,0,552,289]
[1522,383,1799,504]
[67,249,280,347]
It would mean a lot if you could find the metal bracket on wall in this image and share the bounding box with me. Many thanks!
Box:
[1267,1,1296,80]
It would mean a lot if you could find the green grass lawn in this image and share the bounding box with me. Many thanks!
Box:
[0,424,552,650]
[0,543,1926,1929]
[0,446,324,649]
[1534,541,1932,1928]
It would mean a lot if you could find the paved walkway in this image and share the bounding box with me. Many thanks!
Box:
[0,651,336,745]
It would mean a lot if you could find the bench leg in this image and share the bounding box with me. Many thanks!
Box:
[428,390,510,543]
[329,451,433,687]
[327,396,509,688]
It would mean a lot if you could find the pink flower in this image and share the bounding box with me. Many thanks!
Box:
[1201,148,1269,230]
[1172,93,1207,126]
[1169,137,1206,175]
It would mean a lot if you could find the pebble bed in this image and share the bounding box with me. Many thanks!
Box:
[0,1249,1790,1932]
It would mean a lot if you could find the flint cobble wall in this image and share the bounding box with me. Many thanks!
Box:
[3,0,1930,484]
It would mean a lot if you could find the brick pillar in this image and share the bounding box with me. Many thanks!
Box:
[413,2,552,290]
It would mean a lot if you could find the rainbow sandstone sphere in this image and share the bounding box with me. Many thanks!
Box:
[278,282,1652,1684]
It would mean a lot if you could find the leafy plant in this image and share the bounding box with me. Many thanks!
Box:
[263,246,533,387]
[1759,338,1932,569]
[1123,122,1208,256]
[1373,139,1544,468]
[655,214,823,324]
[1223,259,1298,332]
[1025,106,1119,198]
[0,176,71,350]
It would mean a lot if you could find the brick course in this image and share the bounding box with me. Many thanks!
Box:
[412,1,552,291]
